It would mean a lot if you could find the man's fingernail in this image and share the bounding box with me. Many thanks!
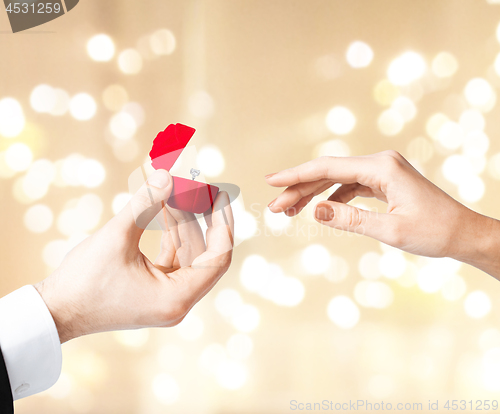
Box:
[148,170,171,188]
[265,173,277,179]
[268,198,277,208]
[315,203,334,221]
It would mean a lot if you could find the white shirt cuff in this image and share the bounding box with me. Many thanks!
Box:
[0,285,62,400]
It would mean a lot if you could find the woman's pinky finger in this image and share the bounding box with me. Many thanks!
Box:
[285,194,314,216]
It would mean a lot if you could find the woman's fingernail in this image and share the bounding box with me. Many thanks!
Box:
[265,173,277,179]
[268,198,277,208]
[148,170,171,188]
[315,203,334,221]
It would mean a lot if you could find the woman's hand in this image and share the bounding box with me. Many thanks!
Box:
[266,151,500,278]
[35,169,234,343]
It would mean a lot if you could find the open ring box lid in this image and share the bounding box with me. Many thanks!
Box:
[149,123,219,214]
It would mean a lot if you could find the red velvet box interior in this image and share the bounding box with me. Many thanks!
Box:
[150,123,219,214]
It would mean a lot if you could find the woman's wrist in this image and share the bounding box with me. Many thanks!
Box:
[449,211,500,279]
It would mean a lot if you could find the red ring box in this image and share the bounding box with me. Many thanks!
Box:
[149,124,219,214]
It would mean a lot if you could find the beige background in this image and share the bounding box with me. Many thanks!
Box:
[1,1,500,413]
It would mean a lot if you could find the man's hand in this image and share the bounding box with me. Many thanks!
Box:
[266,150,500,278]
[35,169,234,343]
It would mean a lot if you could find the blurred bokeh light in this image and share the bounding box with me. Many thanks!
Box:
[2,1,500,413]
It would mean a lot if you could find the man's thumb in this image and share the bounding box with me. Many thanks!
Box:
[117,169,173,237]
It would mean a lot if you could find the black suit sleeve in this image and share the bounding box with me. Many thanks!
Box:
[0,347,13,414]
